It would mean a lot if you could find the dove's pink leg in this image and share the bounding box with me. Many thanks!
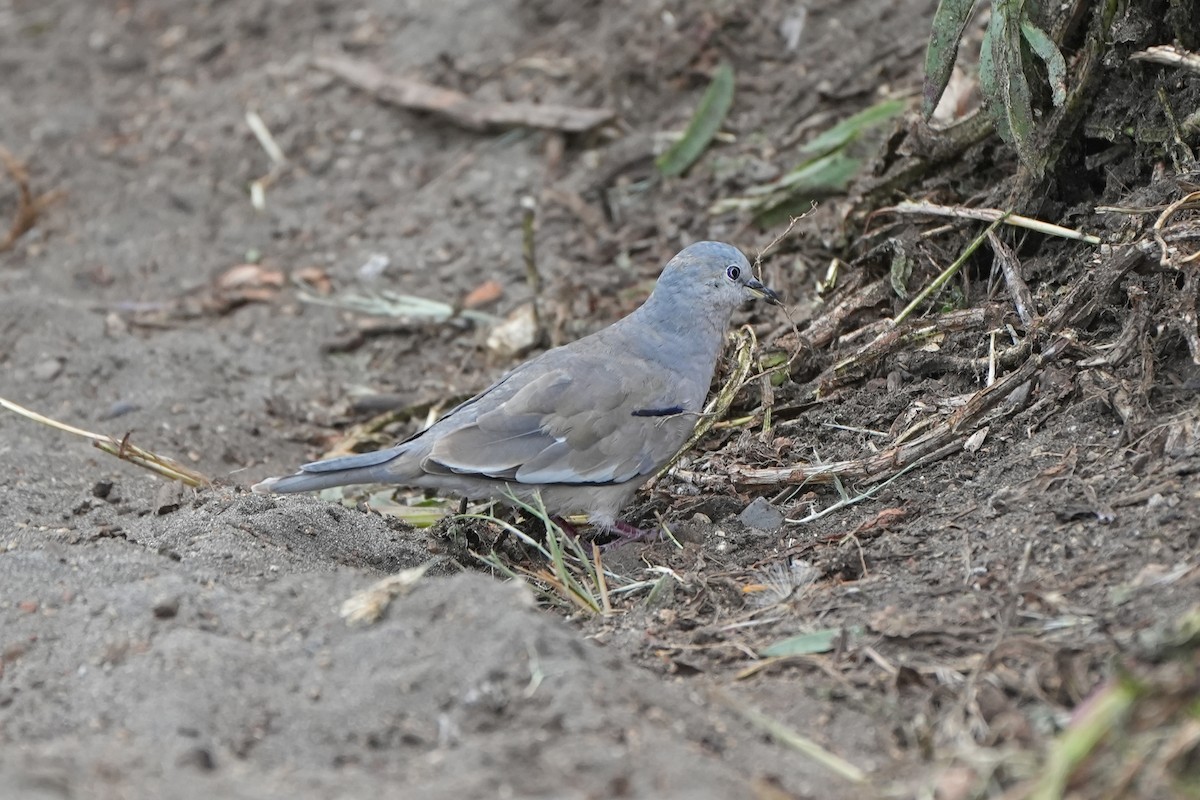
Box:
[550,516,579,538]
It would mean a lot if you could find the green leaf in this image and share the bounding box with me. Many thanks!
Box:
[1020,19,1067,107]
[799,98,909,157]
[923,0,980,119]
[889,243,912,299]
[656,62,736,177]
[761,628,845,658]
[710,98,906,221]
[979,0,1036,167]
[750,152,863,226]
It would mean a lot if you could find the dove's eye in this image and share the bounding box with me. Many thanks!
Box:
[725,265,741,281]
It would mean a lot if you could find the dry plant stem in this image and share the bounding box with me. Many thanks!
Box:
[893,218,1006,325]
[1176,263,1200,364]
[1152,189,1200,267]
[314,55,614,133]
[733,337,1068,487]
[1040,244,1147,331]
[0,396,211,487]
[886,200,1102,245]
[893,338,1031,379]
[521,196,544,344]
[988,230,1036,326]
[0,144,64,253]
[1130,44,1200,75]
[819,306,1001,394]
[770,278,891,352]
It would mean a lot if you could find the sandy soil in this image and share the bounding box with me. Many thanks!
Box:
[2,1,1198,798]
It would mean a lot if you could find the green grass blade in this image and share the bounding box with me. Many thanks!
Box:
[656,62,735,177]
[980,0,1036,166]
[799,98,908,157]
[923,0,980,119]
[761,628,848,657]
[1020,18,1067,107]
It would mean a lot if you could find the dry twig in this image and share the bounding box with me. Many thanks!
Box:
[0,144,65,253]
[315,54,614,133]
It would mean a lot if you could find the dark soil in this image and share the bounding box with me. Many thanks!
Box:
[2,1,1198,798]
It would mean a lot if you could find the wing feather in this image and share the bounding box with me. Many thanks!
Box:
[425,367,696,485]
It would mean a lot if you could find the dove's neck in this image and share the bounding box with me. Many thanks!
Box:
[619,290,731,376]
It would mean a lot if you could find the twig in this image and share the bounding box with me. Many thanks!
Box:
[989,230,1036,326]
[769,278,890,353]
[822,306,1001,393]
[245,110,288,212]
[753,209,811,270]
[521,195,545,346]
[0,144,65,253]
[885,200,1102,245]
[314,54,614,133]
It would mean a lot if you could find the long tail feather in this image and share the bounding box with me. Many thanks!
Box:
[252,448,403,494]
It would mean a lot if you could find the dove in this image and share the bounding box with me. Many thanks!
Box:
[253,241,781,541]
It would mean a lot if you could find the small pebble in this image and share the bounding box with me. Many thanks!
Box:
[738,496,784,532]
[152,597,180,619]
[32,357,64,381]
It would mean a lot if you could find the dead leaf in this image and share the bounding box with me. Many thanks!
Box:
[216,264,285,290]
[295,266,334,295]
[463,279,504,309]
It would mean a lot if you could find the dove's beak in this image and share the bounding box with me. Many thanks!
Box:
[746,278,783,305]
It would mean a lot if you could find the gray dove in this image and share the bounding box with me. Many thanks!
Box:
[253,241,780,541]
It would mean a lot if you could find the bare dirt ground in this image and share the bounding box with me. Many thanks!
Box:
[2,0,1198,798]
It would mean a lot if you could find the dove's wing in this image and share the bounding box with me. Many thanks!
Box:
[424,360,698,486]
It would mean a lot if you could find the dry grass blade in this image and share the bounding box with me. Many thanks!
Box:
[0,144,65,253]
[0,395,211,487]
[1152,188,1200,267]
[711,688,867,784]
[466,490,622,616]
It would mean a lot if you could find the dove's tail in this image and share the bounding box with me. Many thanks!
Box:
[252,448,408,494]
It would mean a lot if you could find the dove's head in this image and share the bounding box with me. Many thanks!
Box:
[653,241,782,317]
